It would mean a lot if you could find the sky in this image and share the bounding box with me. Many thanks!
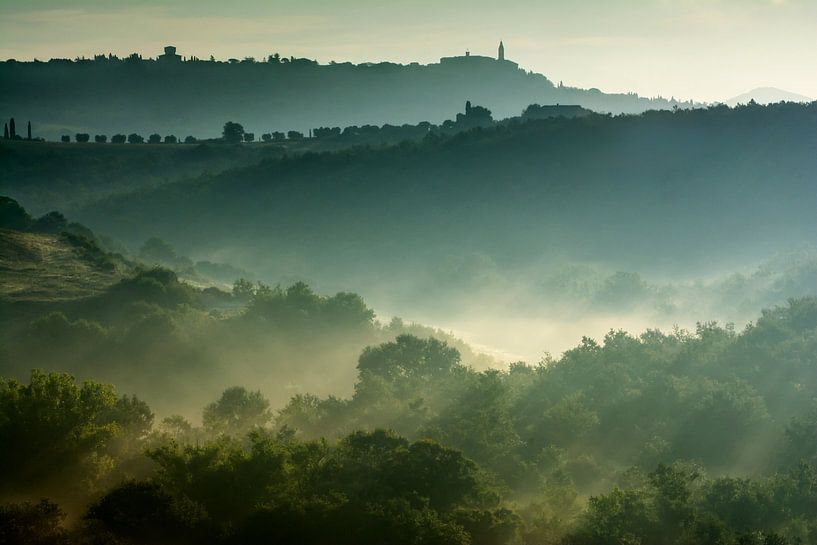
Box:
[1,0,815,103]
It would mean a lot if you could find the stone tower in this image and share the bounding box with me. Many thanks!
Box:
[498,41,505,62]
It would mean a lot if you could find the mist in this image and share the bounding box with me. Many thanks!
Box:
[2,12,817,543]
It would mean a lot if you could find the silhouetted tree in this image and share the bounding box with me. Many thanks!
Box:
[9,118,15,139]
[261,133,272,142]
[243,132,255,143]
[127,133,144,144]
[75,133,90,143]
[32,211,68,234]
[148,133,162,144]
[273,131,286,141]
[60,135,70,143]
[164,135,178,144]
[222,121,244,143]
[26,121,31,140]
[3,123,7,139]
[0,197,32,230]
[111,133,126,144]
[94,134,107,143]
[287,130,303,140]
[184,135,197,144]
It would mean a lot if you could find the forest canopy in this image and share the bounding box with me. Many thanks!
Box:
[2,296,817,544]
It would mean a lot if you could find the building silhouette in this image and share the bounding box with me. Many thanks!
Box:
[439,41,517,69]
[158,46,182,63]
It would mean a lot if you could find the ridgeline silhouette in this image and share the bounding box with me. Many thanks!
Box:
[0,43,692,140]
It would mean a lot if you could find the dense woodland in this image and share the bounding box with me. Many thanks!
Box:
[2,293,816,543]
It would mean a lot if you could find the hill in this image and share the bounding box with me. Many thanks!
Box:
[77,102,817,278]
[0,229,127,303]
[0,139,282,215]
[725,87,812,106]
[0,46,690,141]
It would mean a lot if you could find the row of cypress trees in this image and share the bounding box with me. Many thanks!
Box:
[3,118,32,140]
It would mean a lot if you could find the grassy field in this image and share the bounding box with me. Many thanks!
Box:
[0,229,127,302]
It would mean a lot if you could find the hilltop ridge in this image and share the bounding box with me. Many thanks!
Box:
[0,44,690,140]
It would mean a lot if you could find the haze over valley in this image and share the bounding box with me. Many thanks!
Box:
[1,2,816,543]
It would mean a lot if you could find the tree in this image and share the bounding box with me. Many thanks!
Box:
[202,386,272,435]
[148,133,162,144]
[85,481,198,542]
[0,371,120,492]
[26,121,31,140]
[60,135,70,143]
[164,135,178,144]
[111,133,126,144]
[273,131,286,141]
[0,500,68,545]
[75,133,90,143]
[127,133,144,144]
[0,196,32,230]
[244,132,255,142]
[94,134,107,143]
[357,335,461,384]
[3,122,7,139]
[261,133,272,142]
[31,211,68,234]
[287,130,304,140]
[232,278,256,300]
[222,121,244,143]
[184,135,197,143]
[9,117,15,138]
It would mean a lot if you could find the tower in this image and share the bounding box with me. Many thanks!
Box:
[498,41,505,62]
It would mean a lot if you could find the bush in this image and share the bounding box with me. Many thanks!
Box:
[0,196,32,230]
[31,211,68,234]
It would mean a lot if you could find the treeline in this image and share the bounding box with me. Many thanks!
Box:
[51,99,511,146]
[3,298,817,543]
[0,46,682,141]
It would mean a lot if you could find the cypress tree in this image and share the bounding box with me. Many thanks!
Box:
[27,121,31,140]
[3,123,7,139]
[9,118,15,139]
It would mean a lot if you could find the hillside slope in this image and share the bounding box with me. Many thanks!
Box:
[0,53,688,140]
[0,229,127,302]
[79,103,817,277]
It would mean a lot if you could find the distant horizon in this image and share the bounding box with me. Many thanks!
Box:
[1,0,815,104]
[2,42,813,107]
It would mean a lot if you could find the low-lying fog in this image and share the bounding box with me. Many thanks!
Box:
[214,245,817,366]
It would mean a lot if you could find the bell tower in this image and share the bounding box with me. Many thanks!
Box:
[498,41,505,62]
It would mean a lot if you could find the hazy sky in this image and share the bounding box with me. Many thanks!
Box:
[1,0,815,102]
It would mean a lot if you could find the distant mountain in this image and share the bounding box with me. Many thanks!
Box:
[725,87,812,106]
[0,45,693,140]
